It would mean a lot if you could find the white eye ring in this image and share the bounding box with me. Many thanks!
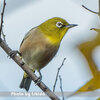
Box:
[56,22,63,28]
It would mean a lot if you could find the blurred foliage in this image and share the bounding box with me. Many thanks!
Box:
[74,29,100,95]
[97,97,100,100]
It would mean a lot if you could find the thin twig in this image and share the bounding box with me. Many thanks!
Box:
[98,0,100,16]
[53,58,66,92]
[1,30,6,42]
[82,0,100,17]
[59,75,64,100]
[0,0,6,37]
[82,5,98,14]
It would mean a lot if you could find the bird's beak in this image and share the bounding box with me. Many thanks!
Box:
[65,24,78,28]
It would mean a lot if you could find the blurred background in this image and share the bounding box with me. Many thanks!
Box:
[0,0,100,100]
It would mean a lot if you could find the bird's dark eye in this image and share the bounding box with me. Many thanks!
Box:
[56,22,63,28]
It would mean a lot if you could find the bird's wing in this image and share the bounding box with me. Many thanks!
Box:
[20,27,36,48]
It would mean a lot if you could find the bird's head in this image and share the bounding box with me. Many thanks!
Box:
[38,17,78,45]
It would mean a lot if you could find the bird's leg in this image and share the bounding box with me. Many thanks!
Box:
[38,70,42,81]
[35,70,42,85]
[8,50,22,58]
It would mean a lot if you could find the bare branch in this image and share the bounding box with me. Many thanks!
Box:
[53,58,66,92]
[1,30,6,42]
[82,0,100,17]
[0,0,6,37]
[98,0,100,16]
[59,75,64,100]
[0,1,60,100]
[82,5,98,14]
[0,38,60,100]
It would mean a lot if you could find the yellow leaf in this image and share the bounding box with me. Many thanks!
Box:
[78,28,100,76]
[73,29,100,95]
[76,74,100,93]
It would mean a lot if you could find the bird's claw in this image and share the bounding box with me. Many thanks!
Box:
[35,76,42,85]
[8,50,21,58]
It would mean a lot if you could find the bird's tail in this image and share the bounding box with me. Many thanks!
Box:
[20,76,32,91]
[20,69,35,91]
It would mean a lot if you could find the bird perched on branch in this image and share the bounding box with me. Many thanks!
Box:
[19,17,77,91]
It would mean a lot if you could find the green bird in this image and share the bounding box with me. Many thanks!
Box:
[19,17,77,91]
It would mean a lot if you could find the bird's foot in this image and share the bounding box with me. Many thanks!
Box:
[35,75,42,85]
[8,50,21,58]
